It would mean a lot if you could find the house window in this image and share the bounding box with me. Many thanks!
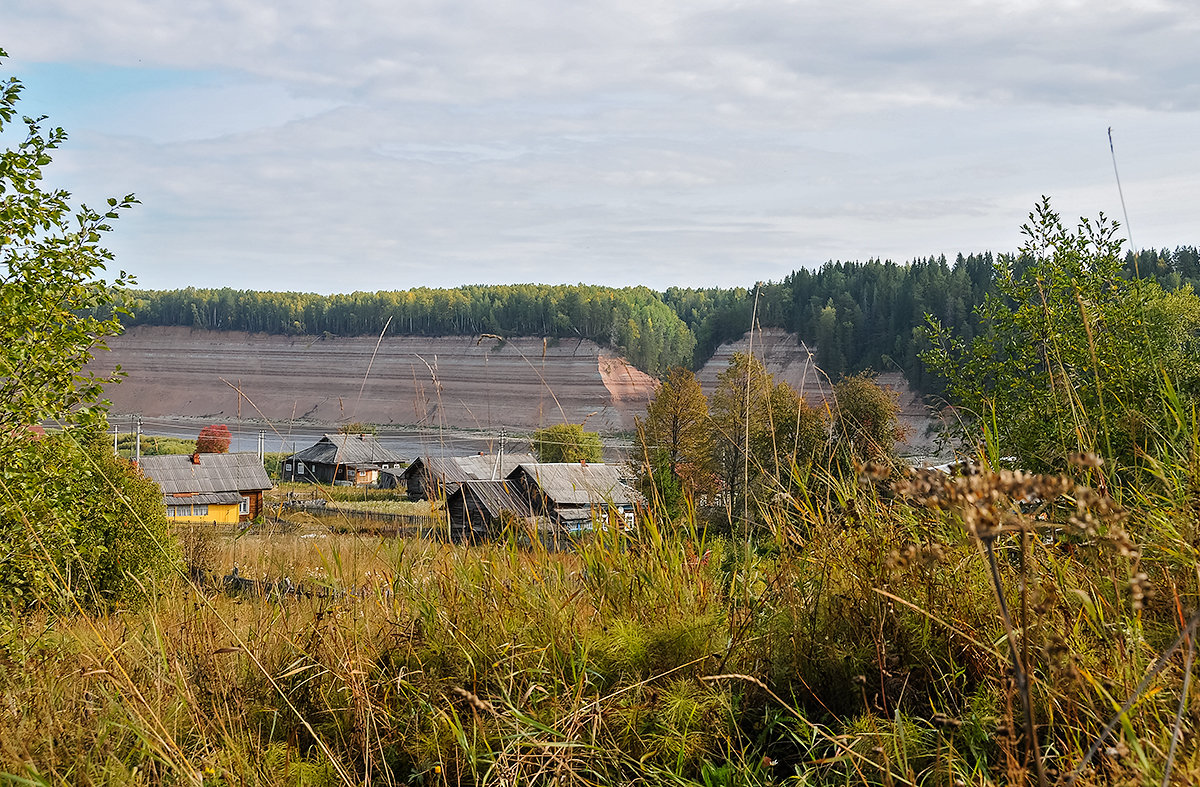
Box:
[239,497,250,515]
[297,462,306,475]
[284,462,292,474]
[624,511,635,528]
[194,504,208,516]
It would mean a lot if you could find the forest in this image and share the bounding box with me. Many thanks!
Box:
[114,245,1200,393]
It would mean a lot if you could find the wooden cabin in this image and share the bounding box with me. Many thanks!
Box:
[506,462,636,531]
[282,434,404,485]
[399,453,536,500]
[139,453,273,524]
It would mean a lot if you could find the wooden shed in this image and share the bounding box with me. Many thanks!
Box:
[399,453,535,500]
[445,479,536,541]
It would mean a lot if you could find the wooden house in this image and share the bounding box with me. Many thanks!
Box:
[506,462,636,531]
[139,453,273,524]
[282,434,404,485]
[398,453,535,500]
[445,479,536,541]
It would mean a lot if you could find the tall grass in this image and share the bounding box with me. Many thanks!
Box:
[6,432,1200,786]
[8,335,1200,785]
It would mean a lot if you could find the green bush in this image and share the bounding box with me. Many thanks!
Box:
[531,423,603,463]
[0,432,177,609]
[0,51,178,610]
[924,197,1200,477]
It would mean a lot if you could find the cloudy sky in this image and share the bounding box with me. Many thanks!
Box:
[2,1,1197,293]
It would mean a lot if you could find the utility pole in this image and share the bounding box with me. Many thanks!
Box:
[113,424,118,455]
[258,430,266,463]
[134,416,142,465]
[495,428,506,480]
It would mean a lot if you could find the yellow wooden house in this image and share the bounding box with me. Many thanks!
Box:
[139,453,273,524]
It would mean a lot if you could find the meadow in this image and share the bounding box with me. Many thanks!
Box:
[3,453,1196,786]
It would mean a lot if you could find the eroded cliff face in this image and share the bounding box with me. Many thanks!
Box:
[88,325,931,449]
[87,327,656,432]
[696,328,832,403]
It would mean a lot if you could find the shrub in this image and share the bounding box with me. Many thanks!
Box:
[531,423,603,463]
[195,424,232,453]
[0,432,177,608]
[924,198,1200,477]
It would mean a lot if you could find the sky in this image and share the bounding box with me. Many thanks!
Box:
[1,0,1198,293]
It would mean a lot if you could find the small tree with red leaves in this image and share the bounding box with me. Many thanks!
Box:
[196,424,232,454]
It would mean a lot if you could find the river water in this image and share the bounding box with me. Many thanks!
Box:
[116,415,632,463]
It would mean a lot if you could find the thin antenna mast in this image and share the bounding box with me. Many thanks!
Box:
[743,284,761,533]
[1108,127,1135,254]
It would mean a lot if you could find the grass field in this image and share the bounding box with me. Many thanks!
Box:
[4,460,1198,786]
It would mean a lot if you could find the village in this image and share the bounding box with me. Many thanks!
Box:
[137,431,639,546]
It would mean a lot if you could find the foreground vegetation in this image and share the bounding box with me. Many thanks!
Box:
[5,459,1199,785]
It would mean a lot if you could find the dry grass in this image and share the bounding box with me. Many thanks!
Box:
[322,500,432,516]
[4,459,1200,785]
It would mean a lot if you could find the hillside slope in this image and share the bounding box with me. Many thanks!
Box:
[89,326,934,451]
[88,327,656,432]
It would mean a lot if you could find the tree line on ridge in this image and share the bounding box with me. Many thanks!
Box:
[112,246,1200,393]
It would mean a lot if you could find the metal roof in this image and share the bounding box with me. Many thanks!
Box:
[509,463,633,507]
[449,480,536,520]
[139,453,273,498]
[287,434,405,466]
[403,453,536,484]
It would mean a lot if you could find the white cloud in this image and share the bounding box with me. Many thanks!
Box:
[1,0,1198,292]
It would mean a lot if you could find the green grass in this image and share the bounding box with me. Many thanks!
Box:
[271,481,413,503]
[323,499,431,515]
[114,432,197,456]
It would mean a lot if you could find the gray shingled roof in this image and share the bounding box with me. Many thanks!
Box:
[402,453,536,484]
[510,463,633,506]
[139,453,273,504]
[450,480,536,520]
[287,434,405,466]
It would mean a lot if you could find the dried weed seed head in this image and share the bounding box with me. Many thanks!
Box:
[452,686,497,716]
[893,463,1126,543]
[1068,452,1104,469]
[885,542,946,572]
[1129,571,1152,612]
[859,460,893,482]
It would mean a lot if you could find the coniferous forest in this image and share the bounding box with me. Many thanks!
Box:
[116,246,1200,391]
